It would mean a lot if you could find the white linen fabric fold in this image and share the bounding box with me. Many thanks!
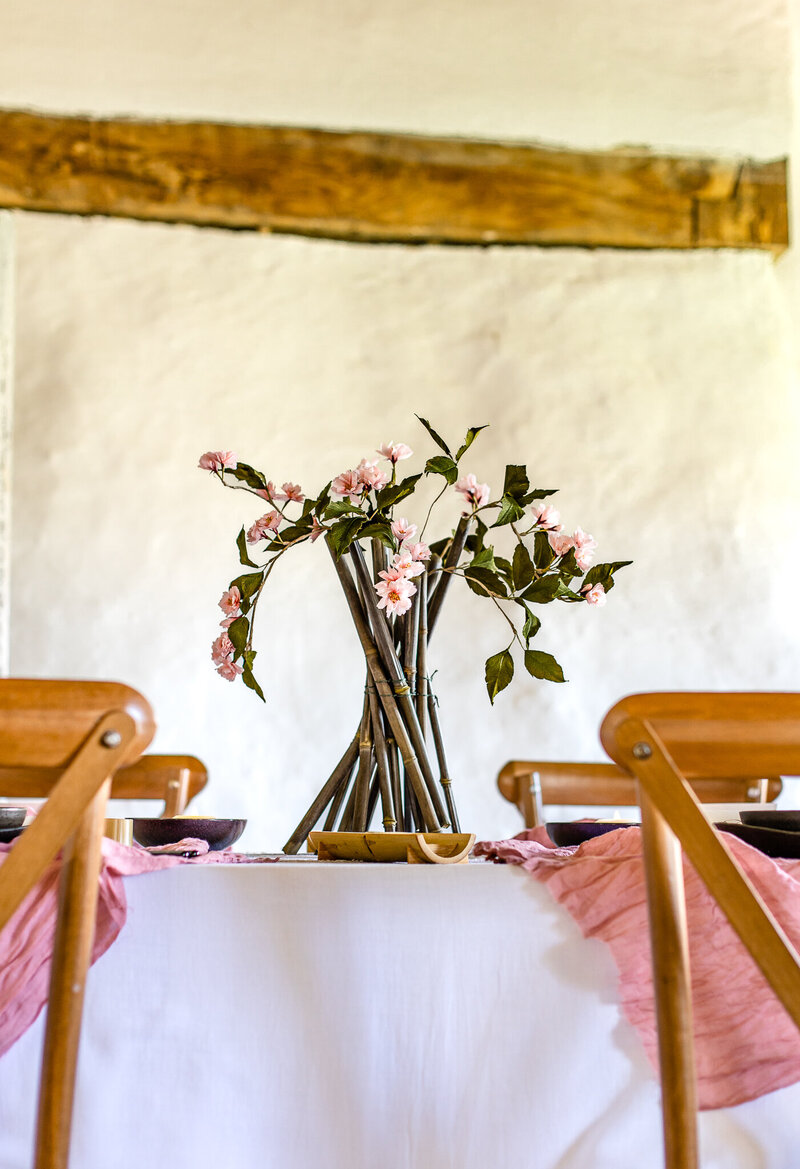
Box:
[0,862,796,1169]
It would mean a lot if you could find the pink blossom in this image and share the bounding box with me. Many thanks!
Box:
[391,549,425,578]
[391,517,417,544]
[583,583,607,607]
[408,541,431,562]
[375,576,416,615]
[219,616,235,629]
[198,450,237,472]
[246,511,282,544]
[331,469,365,505]
[211,632,235,666]
[217,658,244,681]
[531,502,562,531]
[218,586,241,618]
[310,516,325,543]
[572,528,597,571]
[357,459,390,492]
[277,481,305,502]
[256,482,278,501]
[455,473,490,511]
[548,531,575,558]
[377,441,413,463]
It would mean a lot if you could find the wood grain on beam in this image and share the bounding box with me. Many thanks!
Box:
[0,107,788,252]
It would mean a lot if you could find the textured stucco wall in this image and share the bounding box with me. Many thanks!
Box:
[3,0,799,845]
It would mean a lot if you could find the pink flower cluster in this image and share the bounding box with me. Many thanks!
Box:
[212,587,244,680]
[247,510,282,545]
[548,526,597,571]
[199,450,237,472]
[374,522,431,615]
[257,480,304,503]
[332,458,390,503]
[455,473,490,512]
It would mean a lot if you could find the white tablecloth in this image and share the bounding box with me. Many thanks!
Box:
[0,861,797,1169]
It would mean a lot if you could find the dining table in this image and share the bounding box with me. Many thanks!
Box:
[0,855,798,1169]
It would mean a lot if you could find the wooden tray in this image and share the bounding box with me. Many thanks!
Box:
[307,831,475,864]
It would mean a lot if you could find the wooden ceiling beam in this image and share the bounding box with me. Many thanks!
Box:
[0,107,788,252]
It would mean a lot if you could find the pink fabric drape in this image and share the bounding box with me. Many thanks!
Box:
[475,826,800,1110]
[0,837,276,1058]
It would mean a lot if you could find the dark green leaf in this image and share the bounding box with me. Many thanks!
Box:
[230,571,264,601]
[494,556,513,585]
[465,518,488,554]
[512,542,536,591]
[424,455,459,484]
[236,527,259,568]
[485,648,514,704]
[324,501,365,519]
[491,495,527,527]
[556,581,584,601]
[231,462,267,490]
[427,537,450,558]
[301,497,317,517]
[502,464,530,501]
[314,483,332,517]
[521,488,558,505]
[464,565,509,598]
[375,473,422,510]
[327,515,368,559]
[416,415,452,456]
[522,575,561,603]
[359,520,395,550]
[227,615,249,656]
[557,549,582,579]
[242,662,266,702]
[470,546,497,570]
[581,560,633,590]
[524,650,566,683]
[522,607,541,644]
[455,424,488,462]
[533,530,556,570]
[275,523,311,543]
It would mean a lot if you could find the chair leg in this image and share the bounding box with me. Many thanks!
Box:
[519,771,543,828]
[35,778,111,1169]
[163,767,190,817]
[639,790,699,1169]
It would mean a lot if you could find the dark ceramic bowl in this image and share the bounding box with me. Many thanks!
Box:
[131,817,247,851]
[739,809,800,832]
[717,821,800,859]
[0,824,24,844]
[0,807,26,830]
[546,821,635,847]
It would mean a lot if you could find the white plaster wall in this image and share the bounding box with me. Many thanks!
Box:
[4,0,800,845]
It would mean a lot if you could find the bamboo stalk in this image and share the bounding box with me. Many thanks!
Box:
[427,692,461,833]
[403,583,421,692]
[323,754,358,830]
[349,543,449,828]
[367,683,396,831]
[365,767,380,829]
[352,697,373,831]
[386,735,405,832]
[328,539,443,830]
[416,572,429,739]
[282,729,360,853]
[427,516,471,638]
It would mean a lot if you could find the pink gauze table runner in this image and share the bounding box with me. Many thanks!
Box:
[0,837,276,1059]
[475,826,800,1110]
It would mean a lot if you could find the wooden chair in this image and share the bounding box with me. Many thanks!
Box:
[599,693,800,1169]
[0,679,156,1169]
[0,753,208,817]
[497,758,781,828]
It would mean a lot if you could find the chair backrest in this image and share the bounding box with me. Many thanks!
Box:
[497,758,781,827]
[599,692,800,1169]
[0,678,156,1169]
[0,753,208,816]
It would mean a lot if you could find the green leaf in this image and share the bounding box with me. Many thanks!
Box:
[464,565,509,598]
[522,575,561,603]
[227,614,249,656]
[230,571,264,601]
[522,607,541,644]
[524,650,566,683]
[512,543,536,591]
[242,658,266,702]
[416,415,452,456]
[556,581,584,602]
[455,424,488,462]
[359,520,395,550]
[324,501,365,519]
[314,483,332,517]
[424,455,459,484]
[491,495,527,528]
[427,537,450,558]
[557,549,582,579]
[465,517,488,555]
[470,546,497,571]
[275,523,311,544]
[581,560,633,591]
[502,464,530,501]
[494,556,514,585]
[231,462,267,490]
[236,527,259,568]
[327,515,368,559]
[375,473,422,510]
[485,648,514,704]
[522,488,558,505]
[533,530,556,570]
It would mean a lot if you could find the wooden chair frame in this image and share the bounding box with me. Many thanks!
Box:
[496,758,780,828]
[0,680,155,1169]
[600,693,800,1169]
